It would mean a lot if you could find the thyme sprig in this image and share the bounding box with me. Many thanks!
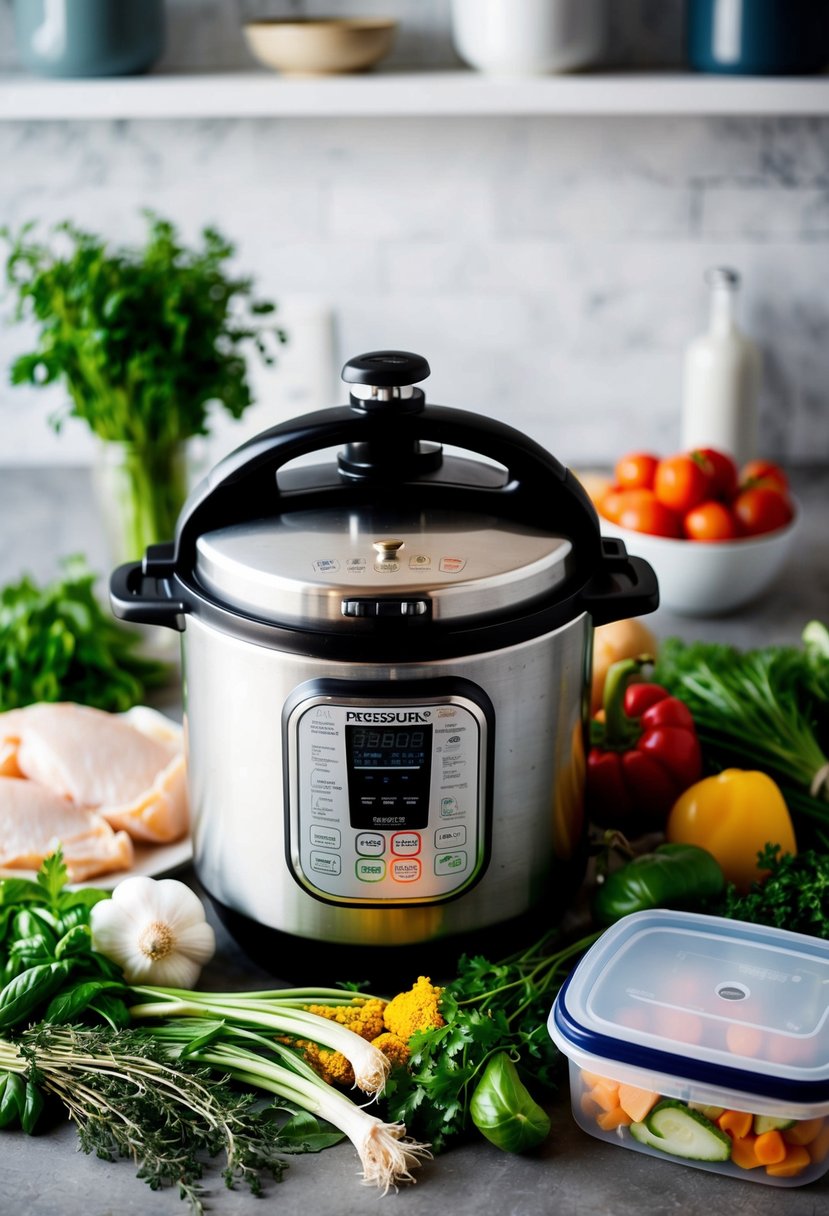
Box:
[0,1024,293,1213]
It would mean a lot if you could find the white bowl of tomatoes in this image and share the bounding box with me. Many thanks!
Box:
[597,451,799,616]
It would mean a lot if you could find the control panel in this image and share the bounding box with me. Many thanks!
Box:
[283,683,492,906]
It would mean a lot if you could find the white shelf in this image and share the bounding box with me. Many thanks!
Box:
[2,69,829,121]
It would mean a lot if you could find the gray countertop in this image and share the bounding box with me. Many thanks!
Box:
[1,465,827,1216]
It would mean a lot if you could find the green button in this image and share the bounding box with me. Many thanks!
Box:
[355,859,386,882]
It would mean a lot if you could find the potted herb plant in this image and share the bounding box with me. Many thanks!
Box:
[2,213,284,562]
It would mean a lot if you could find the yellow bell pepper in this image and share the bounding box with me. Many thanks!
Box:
[666,769,796,892]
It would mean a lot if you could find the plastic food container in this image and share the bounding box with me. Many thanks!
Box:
[549,910,829,1186]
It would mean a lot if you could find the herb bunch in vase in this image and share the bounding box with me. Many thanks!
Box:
[3,213,284,563]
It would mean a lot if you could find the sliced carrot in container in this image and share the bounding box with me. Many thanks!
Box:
[783,1117,824,1147]
[766,1144,811,1178]
[717,1109,754,1140]
[617,1082,660,1123]
[807,1121,829,1165]
[587,1079,622,1112]
[754,1129,787,1165]
[580,1070,620,1090]
[597,1106,633,1131]
[729,1133,761,1170]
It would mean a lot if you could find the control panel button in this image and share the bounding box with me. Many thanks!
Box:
[435,851,468,877]
[391,832,421,856]
[310,826,341,850]
[355,832,385,856]
[409,554,432,569]
[440,796,461,817]
[391,859,421,883]
[310,851,342,876]
[355,858,386,882]
[435,826,466,849]
[439,556,466,573]
[313,559,340,574]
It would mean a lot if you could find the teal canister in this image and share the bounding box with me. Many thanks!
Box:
[686,0,829,75]
[13,0,165,78]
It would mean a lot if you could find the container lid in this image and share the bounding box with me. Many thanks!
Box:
[549,910,829,1110]
[194,504,574,629]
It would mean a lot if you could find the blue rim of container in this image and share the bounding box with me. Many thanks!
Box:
[552,966,828,1108]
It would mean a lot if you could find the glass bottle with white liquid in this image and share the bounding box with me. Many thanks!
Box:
[680,267,761,466]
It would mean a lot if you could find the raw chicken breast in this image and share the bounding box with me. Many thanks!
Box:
[0,775,134,883]
[0,703,188,844]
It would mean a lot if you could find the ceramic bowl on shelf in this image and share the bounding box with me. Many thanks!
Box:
[600,504,800,617]
[242,18,397,76]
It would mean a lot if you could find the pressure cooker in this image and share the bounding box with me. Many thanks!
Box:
[111,351,658,976]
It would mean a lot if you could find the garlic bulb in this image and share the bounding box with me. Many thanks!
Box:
[90,875,216,987]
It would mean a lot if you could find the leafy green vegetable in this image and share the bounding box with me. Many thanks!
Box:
[0,1024,293,1212]
[469,1051,551,1153]
[715,844,829,939]
[0,855,428,1201]
[0,556,168,711]
[652,624,829,845]
[0,850,122,1026]
[384,928,600,1152]
[2,213,285,446]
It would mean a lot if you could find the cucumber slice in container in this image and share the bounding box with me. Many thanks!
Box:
[629,1100,732,1162]
[753,1114,796,1134]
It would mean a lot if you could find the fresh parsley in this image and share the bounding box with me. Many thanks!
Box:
[384,929,599,1152]
[2,213,285,446]
[0,556,168,711]
[716,845,829,939]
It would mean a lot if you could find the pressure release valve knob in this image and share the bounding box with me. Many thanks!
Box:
[342,350,430,411]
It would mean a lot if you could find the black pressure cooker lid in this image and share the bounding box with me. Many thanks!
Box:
[110,350,659,648]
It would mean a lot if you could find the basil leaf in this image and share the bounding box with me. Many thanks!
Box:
[54,924,92,959]
[267,1107,345,1153]
[0,960,72,1031]
[57,888,109,915]
[44,979,124,1024]
[0,879,43,907]
[88,993,131,1031]
[0,1072,25,1129]
[20,1079,45,1135]
[470,1053,551,1154]
[55,905,91,937]
[9,932,53,955]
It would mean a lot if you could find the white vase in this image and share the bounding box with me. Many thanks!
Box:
[450,0,608,76]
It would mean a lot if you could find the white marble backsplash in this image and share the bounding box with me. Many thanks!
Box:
[1,2,828,469]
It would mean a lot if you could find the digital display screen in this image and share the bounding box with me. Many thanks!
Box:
[345,724,433,830]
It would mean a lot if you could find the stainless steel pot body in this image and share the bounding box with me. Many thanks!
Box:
[184,610,589,948]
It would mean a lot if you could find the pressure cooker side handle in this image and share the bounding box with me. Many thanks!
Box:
[163,402,603,571]
[575,538,660,626]
[110,558,188,631]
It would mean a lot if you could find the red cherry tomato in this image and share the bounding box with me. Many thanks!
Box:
[693,448,739,501]
[598,486,626,524]
[614,451,659,491]
[612,488,683,538]
[732,486,794,536]
[740,458,789,495]
[654,453,712,514]
[683,500,739,542]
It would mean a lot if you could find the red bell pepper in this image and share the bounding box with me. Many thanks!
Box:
[587,657,702,829]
